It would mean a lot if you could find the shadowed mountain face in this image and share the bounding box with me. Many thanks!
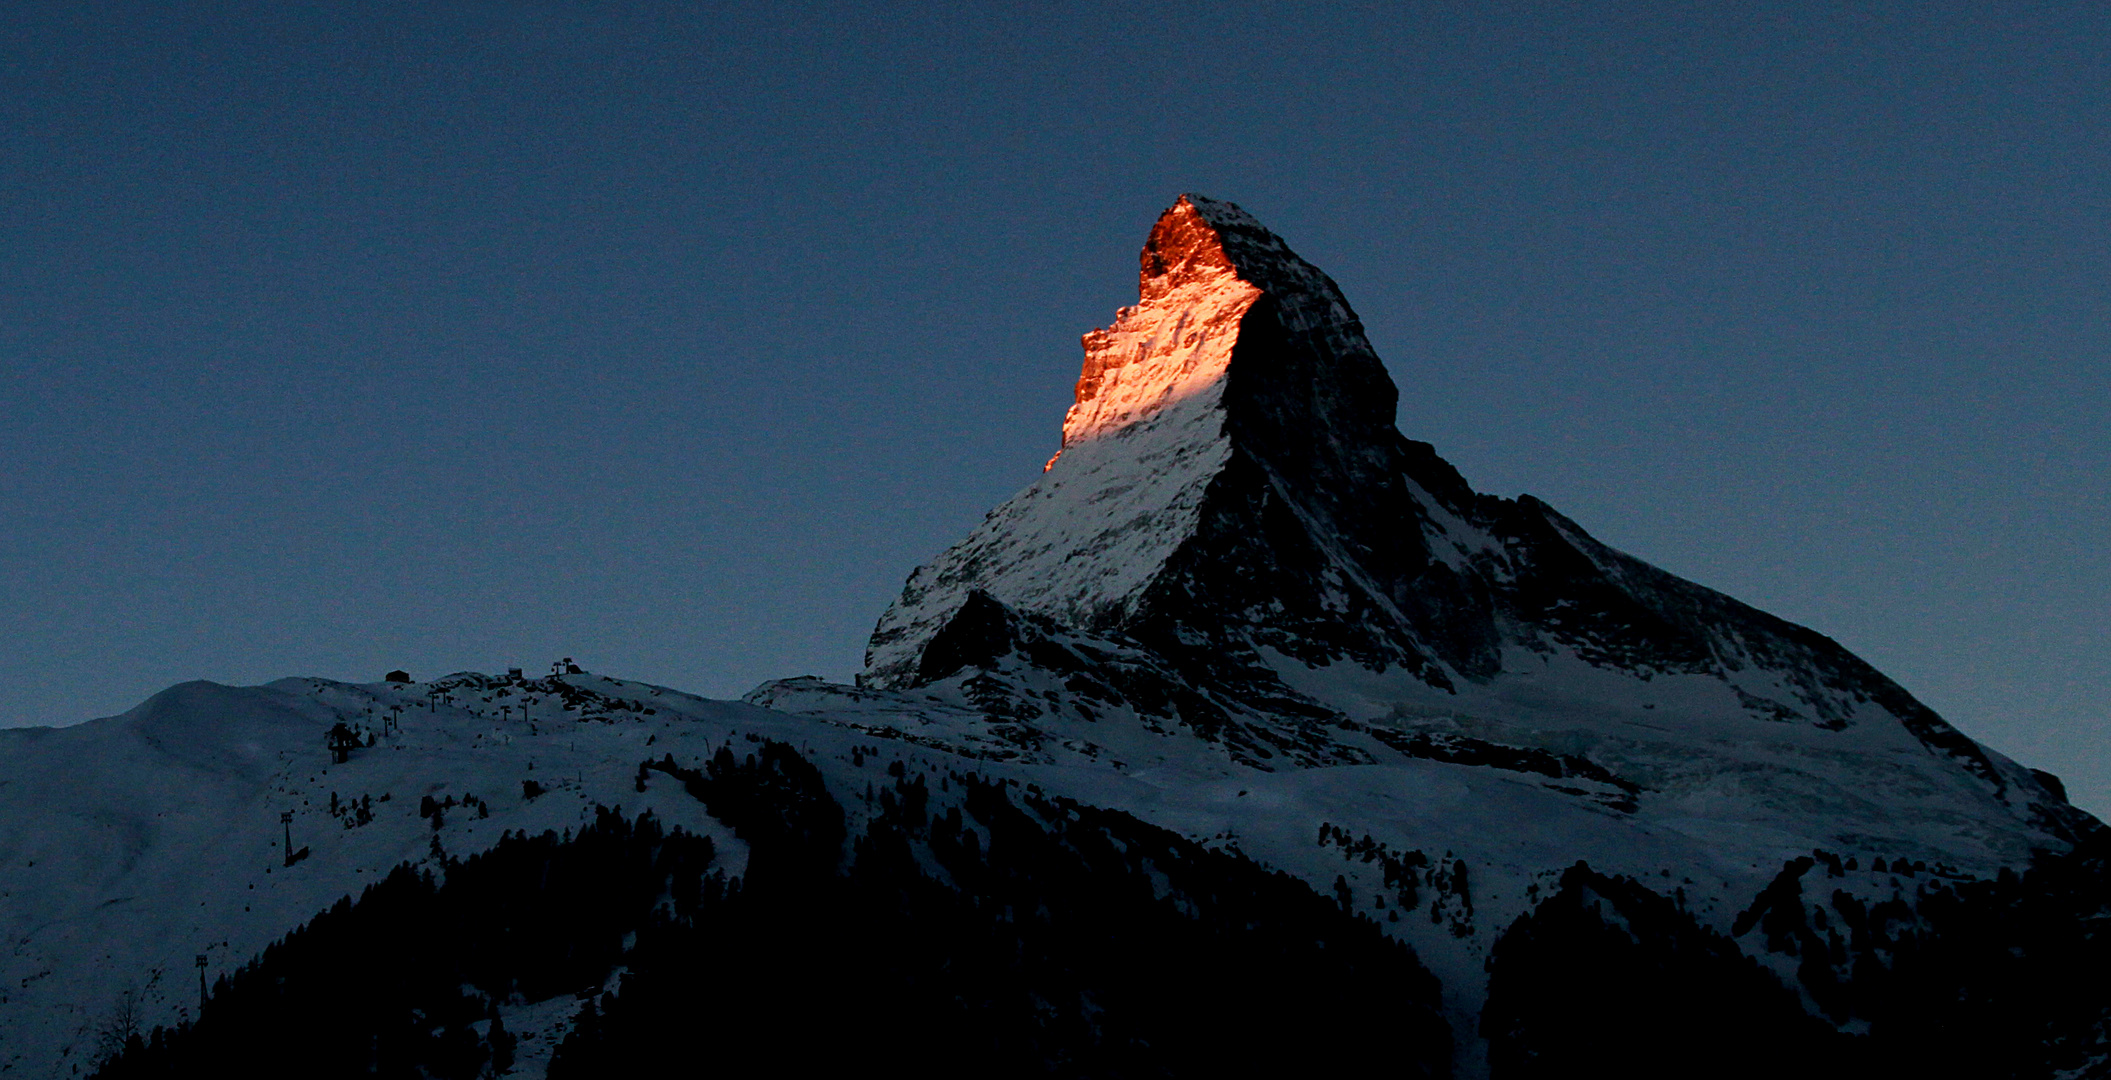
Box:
[860,194,2090,843]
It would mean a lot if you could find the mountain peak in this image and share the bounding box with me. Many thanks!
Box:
[1054,195,1263,465]
[869,194,1405,690]
[1056,194,1396,469]
[1134,194,1265,292]
[861,196,2089,852]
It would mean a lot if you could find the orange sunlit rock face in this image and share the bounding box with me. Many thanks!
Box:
[1045,197,1263,470]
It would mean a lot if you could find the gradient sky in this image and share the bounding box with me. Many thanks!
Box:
[4,4,2106,813]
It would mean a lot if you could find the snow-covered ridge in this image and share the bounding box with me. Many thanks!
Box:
[0,672,771,1078]
[865,197,1287,686]
[858,190,2092,863]
[864,194,1409,687]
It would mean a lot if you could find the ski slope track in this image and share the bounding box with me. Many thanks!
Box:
[2,194,2100,1078]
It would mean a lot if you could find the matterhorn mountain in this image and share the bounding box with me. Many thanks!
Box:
[6,196,2110,1079]
[857,194,2083,845]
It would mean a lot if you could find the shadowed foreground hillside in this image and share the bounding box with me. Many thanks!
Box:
[97,740,1451,1079]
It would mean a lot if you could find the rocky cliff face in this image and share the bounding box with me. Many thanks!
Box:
[858,193,2092,851]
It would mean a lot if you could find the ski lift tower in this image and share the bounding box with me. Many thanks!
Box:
[326,722,361,765]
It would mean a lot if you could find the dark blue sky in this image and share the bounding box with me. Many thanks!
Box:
[4,3,2106,811]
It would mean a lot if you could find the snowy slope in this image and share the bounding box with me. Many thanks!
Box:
[865,200,1261,683]
[821,193,2103,1068]
[0,668,1464,1077]
[0,672,763,1078]
[5,660,2094,1078]
[4,194,2103,1079]
[850,193,2089,854]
